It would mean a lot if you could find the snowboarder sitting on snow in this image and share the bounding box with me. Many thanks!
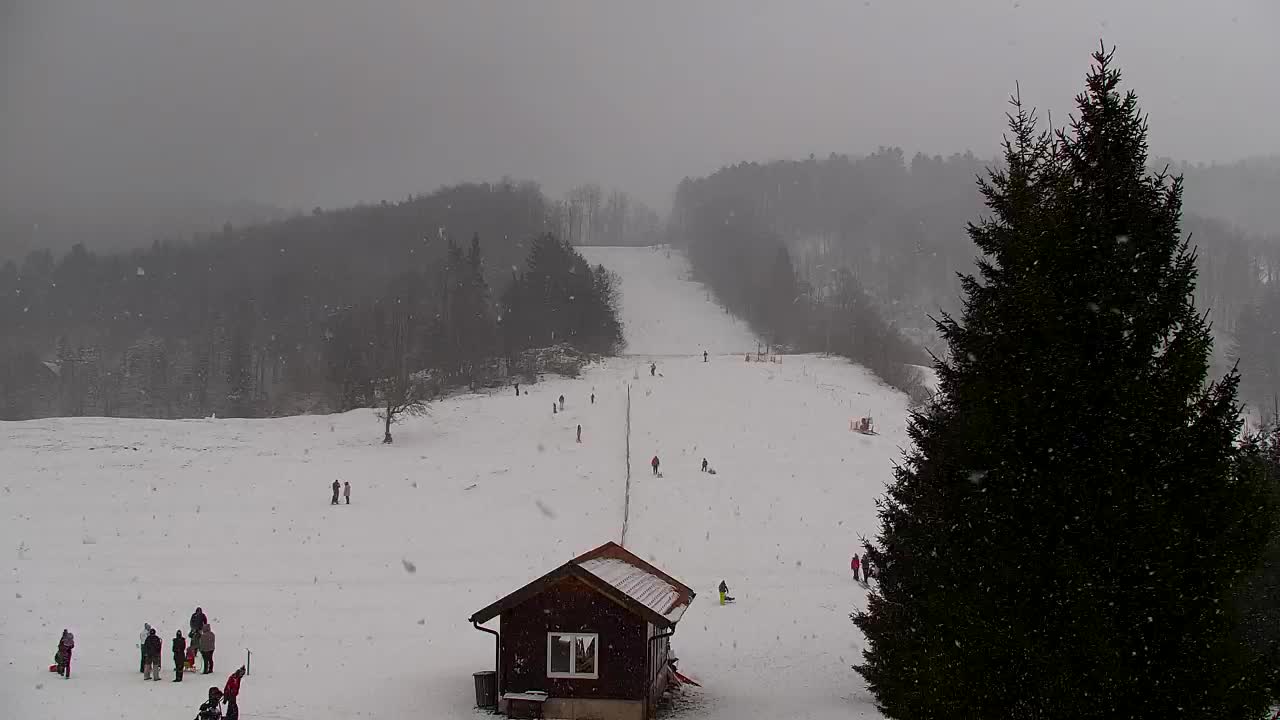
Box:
[197,686,224,720]
[718,580,734,605]
[651,455,661,476]
[54,629,74,678]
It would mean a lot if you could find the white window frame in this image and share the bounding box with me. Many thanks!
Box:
[546,631,600,680]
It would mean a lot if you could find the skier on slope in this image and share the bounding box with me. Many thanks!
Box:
[651,455,660,476]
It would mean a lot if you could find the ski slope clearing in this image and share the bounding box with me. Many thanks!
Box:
[2,246,904,719]
[580,246,757,356]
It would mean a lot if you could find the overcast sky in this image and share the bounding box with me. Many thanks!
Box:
[3,0,1278,216]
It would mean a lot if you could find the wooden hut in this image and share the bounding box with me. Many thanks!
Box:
[469,541,695,720]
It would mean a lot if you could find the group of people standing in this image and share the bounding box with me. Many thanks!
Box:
[330,479,351,505]
[851,553,875,583]
[53,607,245,718]
[139,607,216,682]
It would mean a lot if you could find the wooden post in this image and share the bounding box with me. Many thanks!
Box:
[246,649,251,675]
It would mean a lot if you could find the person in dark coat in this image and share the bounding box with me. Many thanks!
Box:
[331,479,341,505]
[704,350,708,362]
[718,580,734,605]
[143,627,163,680]
[576,424,582,443]
[514,382,520,396]
[54,629,74,678]
[139,622,153,673]
[223,666,246,720]
[558,394,565,411]
[701,458,709,472]
[650,362,656,376]
[173,631,187,681]
[199,624,216,674]
[190,607,208,636]
[651,455,660,476]
[590,392,595,404]
[197,687,224,720]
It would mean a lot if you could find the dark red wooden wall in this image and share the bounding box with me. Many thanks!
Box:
[500,575,647,700]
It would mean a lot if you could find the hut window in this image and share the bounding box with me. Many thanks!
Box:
[547,632,599,679]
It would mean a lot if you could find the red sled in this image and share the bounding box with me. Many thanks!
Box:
[673,670,701,687]
[49,664,59,672]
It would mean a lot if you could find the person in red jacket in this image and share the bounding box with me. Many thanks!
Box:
[223,666,246,720]
[851,553,861,582]
[651,455,660,476]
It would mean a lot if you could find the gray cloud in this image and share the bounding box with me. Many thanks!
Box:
[3,0,1277,219]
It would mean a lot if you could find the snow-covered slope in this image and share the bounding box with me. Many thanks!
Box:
[1,246,906,719]
[580,245,757,356]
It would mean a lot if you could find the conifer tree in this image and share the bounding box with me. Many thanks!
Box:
[855,47,1279,718]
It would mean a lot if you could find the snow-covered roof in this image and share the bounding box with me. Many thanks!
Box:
[469,541,695,628]
[578,556,690,624]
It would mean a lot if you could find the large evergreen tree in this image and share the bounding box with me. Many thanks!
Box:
[855,48,1280,718]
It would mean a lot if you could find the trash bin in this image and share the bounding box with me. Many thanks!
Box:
[473,670,497,709]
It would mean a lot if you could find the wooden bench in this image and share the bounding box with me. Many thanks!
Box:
[502,691,548,719]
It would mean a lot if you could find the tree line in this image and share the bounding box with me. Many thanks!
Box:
[670,159,934,403]
[0,180,622,424]
[854,49,1280,717]
[668,142,1280,420]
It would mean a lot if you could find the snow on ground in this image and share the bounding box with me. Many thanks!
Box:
[580,245,757,356]
[1,246,905,719]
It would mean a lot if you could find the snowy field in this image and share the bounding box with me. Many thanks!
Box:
[1,246,908,719]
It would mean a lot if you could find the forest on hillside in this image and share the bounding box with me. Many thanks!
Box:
[0,181,622,421]
[670,151,1280,418]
